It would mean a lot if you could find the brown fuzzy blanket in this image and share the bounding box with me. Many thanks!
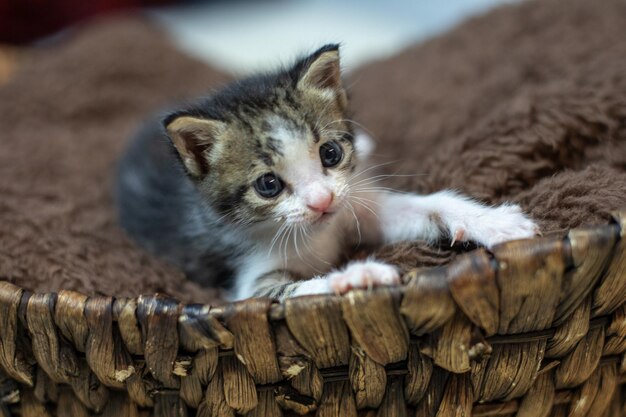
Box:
[1,0,626,303]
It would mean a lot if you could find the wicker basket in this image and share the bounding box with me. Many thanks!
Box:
[1,211,625,417]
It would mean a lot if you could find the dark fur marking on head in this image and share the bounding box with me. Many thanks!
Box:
[254,137,278,165]
[258,151,274,167]
[341,131,354,143]
[239,118,254,134]
[217,184,248,214]
[311,124,321,144]
[284,90,300,111]
[265,136,284,156]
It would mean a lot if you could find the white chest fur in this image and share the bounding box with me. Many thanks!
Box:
[231,210,350,300]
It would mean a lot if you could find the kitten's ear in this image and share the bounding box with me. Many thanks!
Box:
[297,44,343,93]
[165,116,224,178]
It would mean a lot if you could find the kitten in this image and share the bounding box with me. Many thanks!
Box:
[115,44,538,301]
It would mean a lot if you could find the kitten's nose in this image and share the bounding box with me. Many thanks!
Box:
[307,192,334,213]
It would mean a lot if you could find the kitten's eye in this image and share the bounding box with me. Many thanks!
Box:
[320,141,343,167]
[254,173,284,198]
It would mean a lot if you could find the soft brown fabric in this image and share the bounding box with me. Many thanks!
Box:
[0,16,230,302]
[351,0,626,271]
[1,0,626,299]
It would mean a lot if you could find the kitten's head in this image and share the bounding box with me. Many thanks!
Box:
[164,44,368,228]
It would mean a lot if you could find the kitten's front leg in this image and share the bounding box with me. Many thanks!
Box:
[325,259,400,294]
[371,190,538,248]
[245,262,400,300]
[249,270,328,299]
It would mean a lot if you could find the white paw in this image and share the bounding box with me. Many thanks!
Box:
[327,260,400,294]
[447,204,539,249]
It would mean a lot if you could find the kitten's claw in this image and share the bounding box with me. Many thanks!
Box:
[328,261,400,294]
[447,204,538,249]
[451,229,465,246]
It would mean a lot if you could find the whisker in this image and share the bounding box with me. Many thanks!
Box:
[348,161,397,182]
[318,119,345,134]
[351,173,424,187]
[351,195,382,207]
[299,224,316,254]
[214,208,238,223]
[345,201,362,247]
[277,223,291,268]
[313,100,340,133]
[324,129,354,139]
[268,222,287,255]
[325,118,379,142]
[294,226,304,262]
[350,198,379,220]
[296,224,324,273]
[302,224,333,267]
[282,225,294,269]
[351,186,410,195]
[300,226,318,258]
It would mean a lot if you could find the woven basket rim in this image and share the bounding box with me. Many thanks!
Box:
[1,211,625,416]
[1,219,620,316]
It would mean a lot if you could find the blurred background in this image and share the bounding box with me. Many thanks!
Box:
[1,0,517,75]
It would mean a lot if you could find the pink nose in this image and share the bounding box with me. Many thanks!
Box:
[307,193,334,213]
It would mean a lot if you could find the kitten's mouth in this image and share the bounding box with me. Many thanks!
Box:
[314,211,335,223]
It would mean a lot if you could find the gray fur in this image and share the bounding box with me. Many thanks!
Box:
[115,120,250,288]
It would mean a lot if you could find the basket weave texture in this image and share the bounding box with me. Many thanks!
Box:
[1,212,626,416]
